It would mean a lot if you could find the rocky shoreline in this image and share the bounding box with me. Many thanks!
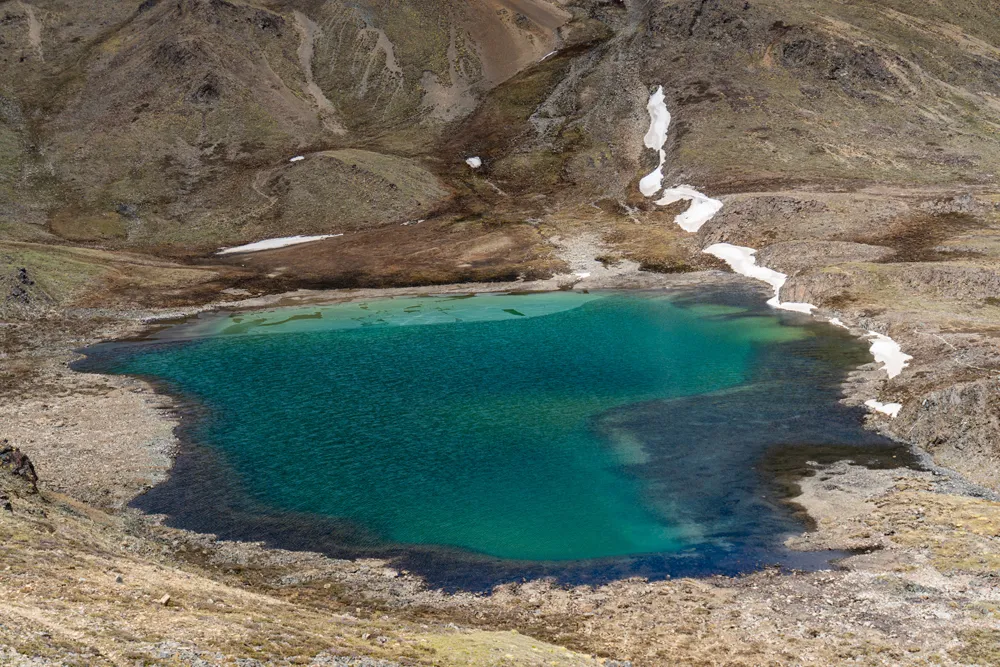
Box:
[3,247,993,533]
[6,266,752,511]
[0,262,882,508]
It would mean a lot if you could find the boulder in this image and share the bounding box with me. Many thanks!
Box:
[0,439,39,492]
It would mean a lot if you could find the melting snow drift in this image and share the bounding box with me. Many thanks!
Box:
[702,243,816,314]
[636,84,908,417]
[639,163,665,198]
[466,157,483,169]
[865,399,903,418]
[639,86,722,231]
[867,332,912,379]
[289,156,305,163]
[639,86,671,197]
[703,246,908,416]
[655,187,724,233]
[643,86,671,154]
[218,234,342,255]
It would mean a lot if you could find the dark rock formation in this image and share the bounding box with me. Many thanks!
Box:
[0,439,38,492]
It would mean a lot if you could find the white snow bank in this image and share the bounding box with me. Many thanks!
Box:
[865,399,903,418]
[638,86,724,230]
[639,87,672,197]
[655,186,724,233]
[703,243,784,292]
[644,86,671,153]
[289,156,305,162]
[775,300,817,314]
[702,243,816,313]
[540,50,558,62]
[574,272,591,279]
[217,234,342,255]
[466,156,482,169]
[866,331,912,379]
[829,317,849,329]
[639,156,665,197]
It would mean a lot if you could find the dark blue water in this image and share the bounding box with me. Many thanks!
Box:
[75,290,913,590]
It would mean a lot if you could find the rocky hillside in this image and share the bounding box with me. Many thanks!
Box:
[0,0,568,250]
[4,1,995,228]
[3,2,1000,664]
[0,0,996,267]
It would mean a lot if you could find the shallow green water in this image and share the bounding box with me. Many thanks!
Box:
[81,291,901,573]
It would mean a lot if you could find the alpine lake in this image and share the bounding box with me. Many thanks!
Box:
[75,290,915,590]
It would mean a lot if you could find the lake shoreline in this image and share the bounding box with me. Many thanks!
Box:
[74,287,925,590]
[6,267,1000,664]
[12,265,977,536]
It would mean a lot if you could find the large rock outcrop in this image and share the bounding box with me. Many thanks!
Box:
[0,439,38,511]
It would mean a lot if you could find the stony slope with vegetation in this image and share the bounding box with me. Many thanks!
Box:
[3,0,1000,664]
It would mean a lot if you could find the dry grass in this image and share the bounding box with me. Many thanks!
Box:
[0,486,604,666]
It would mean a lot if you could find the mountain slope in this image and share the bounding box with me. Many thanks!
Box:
[0,0,572,250]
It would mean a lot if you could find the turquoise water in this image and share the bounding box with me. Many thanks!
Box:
[77,290,907,582]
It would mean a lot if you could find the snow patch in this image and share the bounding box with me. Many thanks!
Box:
[866,332,912,379]
[574,272,591,279]
[217,234,342,255]
[775,300,817,314]
[466,157,482,169]
[289,156,305,163]
[829,318,849,329]
[540,50,558,62]
[639,156,665,197]
[639,87,672,198]
[865,399,903,418]
[703,243,784,292]
[638,86,723,231]
[702,243,816,314]
[644,86,671,153]
[655,186,724,233]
